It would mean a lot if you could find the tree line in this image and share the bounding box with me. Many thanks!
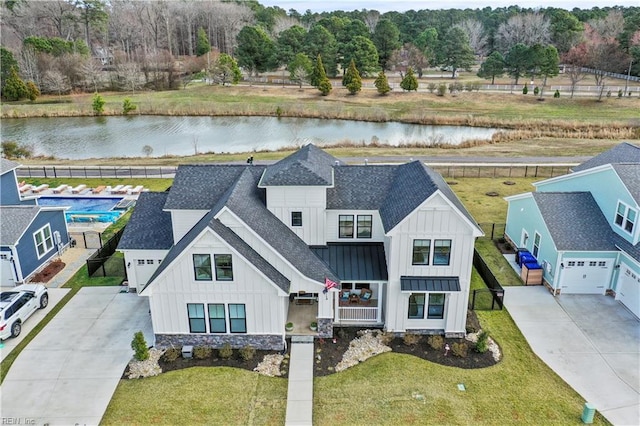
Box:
[1,1,638,100]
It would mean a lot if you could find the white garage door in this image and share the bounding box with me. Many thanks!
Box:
[1,254,16,286]
[616,266,640,318]
[560,259,611,294]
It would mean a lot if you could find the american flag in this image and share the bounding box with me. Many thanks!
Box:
[324,277,338,292]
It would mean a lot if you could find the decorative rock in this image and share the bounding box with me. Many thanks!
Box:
[335,329,392,372]
[465,331,502,362]
[254,354,284,377]
[127,348,163,379]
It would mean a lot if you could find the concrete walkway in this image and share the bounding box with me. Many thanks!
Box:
[46,247,95,288]
[504,286,639,425]
[1,286,152,425]
[285,337,314,426]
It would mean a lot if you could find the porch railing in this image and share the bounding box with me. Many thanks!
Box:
[338,306,379,322]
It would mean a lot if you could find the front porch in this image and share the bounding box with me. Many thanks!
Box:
[336,297,383,324]
[286,299,317,336]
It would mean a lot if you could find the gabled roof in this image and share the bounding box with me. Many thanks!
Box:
[258,144,341,186]
[118,192,173,250]
[612,164,640,205]
[0,205,41,245]
[572,142,640,172]
[0,158,20,175]
[531,192,616,251]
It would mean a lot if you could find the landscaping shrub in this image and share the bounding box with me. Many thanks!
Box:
[436,84,447,96]
[522,84,528,94]
[476,330,490,353]
[239,345,256,361]
[162,347,181,362]
[219,343,233,359]
[427,335,444,350]
[554,90,560,98]
[193,345,213,359]
[451,342,468,358]
[378,331,395,345]
[403,333,422,346]
[533,86,539,96]
[131,331,149,361]
[427,82,437,93]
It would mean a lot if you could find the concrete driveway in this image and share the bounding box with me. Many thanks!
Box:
[1,286,152,425]
[504,286,639,425]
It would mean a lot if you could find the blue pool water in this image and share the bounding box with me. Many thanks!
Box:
[37,197,124,223]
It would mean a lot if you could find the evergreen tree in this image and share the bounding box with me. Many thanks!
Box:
[288,53,312,88]
[92,92,105,115]
[1,47,19,95]
[25,81,40,101]
[400,67,418,91]
[318,77,332,96]
[374,71,391,95]
[477,51,505,84]
[311,54,327,88]
[210,53,242,85]
[439,27,475,79]
[343,59,362,95]
[196,27,211,57]
[3,67,28,101]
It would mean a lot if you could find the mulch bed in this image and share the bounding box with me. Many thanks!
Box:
[28,260,65,283]
[151,311,498,378]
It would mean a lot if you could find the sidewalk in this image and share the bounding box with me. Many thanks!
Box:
[46,247,95,288]
[285,337,314,426]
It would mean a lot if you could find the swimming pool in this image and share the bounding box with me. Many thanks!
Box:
[37,197,125,223]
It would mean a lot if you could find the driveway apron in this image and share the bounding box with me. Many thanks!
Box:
[1,286,152,426]
[504,286,639,425]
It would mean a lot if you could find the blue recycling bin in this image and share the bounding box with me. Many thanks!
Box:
[519,252,536,267]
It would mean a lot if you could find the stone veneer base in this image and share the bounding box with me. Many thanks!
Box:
[155,333,285,351]
[317,318,333,338]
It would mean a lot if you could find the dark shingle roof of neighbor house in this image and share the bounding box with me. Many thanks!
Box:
[328,161,481,233]
[0,158,20,175]
[0,205,40,245]
[612,233,640,262]
[118,192,173,250]
[612,164,640,204]
[572,142,640,172]
[532,192,617,251]
[259,144,342,186]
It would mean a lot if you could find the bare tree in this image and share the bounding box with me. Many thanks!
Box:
[496,13,551,54]
[81,58,102,92]
[563,44,589,98]
[272,15,299,36]
[117,61,142,93]
[362,10,380,34]
[456,19,487,57]
[42,70,71,97]
[588,10,625,40]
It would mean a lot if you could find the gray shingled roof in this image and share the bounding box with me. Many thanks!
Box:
[572,142,640,172]
[611,233,640,262]
[0,206,40,245]
[532,192,617,251]
[612,164,640,205]
[311,243,388,281]
[1,158,20,175]
[327,166,396,209]
[118,192,173,250]
[259,144,341,186]
[164,165,252,210]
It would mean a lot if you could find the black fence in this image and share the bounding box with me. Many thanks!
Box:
[69,231,103,249]
[86,228,125,278]
[478,223,506,240]
[470,249,505,310]
[431,164,573,179]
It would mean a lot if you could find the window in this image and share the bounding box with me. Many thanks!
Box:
[291,211,302,227]
[33,225,53,258]
[427,294,445,319]
[533,233,541,258]
[146,259,154,265]
[193,254,212,281]
[408,293,425,319]
[412,240,431,265]
[615,202,636,234]
[208,304,226,333]
[357,215,372,238]
[433,240,452,265]
[215,254,233,281]
[339,215,354,238]
[229,304,246,333]
[137,259,145,265]
[187,303,206,333]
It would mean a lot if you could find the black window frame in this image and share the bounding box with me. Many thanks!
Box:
[433,239,452,266]
[408,293,425,319]
[187,303,206,333]
[193,254,213,281]
[339,215,354,238]
[357,215,373,238]
[412,239,431,265]
[228,303,246,333]
[208,303,226,333]
[291,211,302,227]
[427,294,445,319]
[214,254,233,281]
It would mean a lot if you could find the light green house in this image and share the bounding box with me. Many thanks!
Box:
[504,142,640,318]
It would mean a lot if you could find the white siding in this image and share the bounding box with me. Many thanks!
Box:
[326,210,385,242]
[384,193,477,335]
[148,230,286,335]
[121,249,169,292]
[169,210,207,242]
[265,186,326,245]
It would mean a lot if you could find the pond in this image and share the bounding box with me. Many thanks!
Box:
[1,116,498,160]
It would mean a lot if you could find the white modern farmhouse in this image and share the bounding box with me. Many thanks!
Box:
[118,145,483,350]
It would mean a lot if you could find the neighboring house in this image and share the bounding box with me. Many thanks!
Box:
[118,145,483,350]
[1,159,70,286]
[505,142,640,318]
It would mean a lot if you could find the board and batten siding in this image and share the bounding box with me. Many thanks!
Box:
[121,249,169,292]
[169,210,207,243]
[148,231,286,335]
[265,186,327,245]
[385,193,477,335]
[325,210,385,243]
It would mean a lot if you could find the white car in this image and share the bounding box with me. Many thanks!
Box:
[0,284,48,340]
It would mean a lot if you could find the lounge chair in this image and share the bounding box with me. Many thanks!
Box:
[119,185,133,194]
[31,184,49,193]
[52,184,68,194]
[19,184,32,194]
[71,184,87,194]
[92,185,106,194]
[110,185,124,194]
[129,185,144,194]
